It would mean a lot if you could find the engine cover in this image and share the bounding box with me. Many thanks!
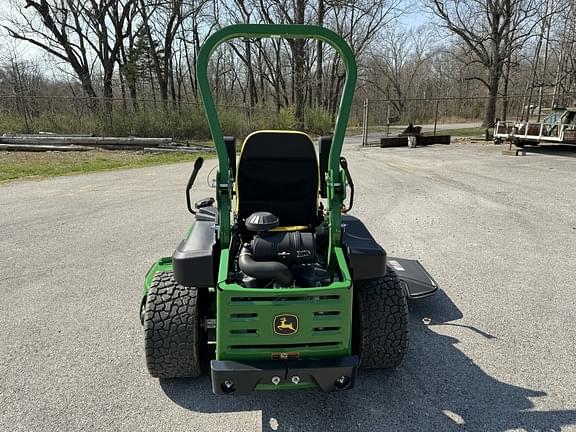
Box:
[251,232,315,265]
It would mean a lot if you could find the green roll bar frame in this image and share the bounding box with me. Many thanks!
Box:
[197,24,357,257]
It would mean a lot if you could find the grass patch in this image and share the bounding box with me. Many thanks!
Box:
[0,105,338,139]
[0,150,214,183]
[345,126,396,136]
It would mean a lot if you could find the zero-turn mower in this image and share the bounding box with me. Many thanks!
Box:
[140,24,437,395]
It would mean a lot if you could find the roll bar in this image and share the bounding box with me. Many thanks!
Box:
[197,24,357,248]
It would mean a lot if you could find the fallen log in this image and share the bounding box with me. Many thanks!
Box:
[2,133,95,138]
[380,135,451,148]
[143,147,205,154]
[158,144,215,152]
[0,143,94,152]
[379,136,408,148]
[0,136,173,147]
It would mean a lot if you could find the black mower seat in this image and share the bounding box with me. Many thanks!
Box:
[236,131,319,227]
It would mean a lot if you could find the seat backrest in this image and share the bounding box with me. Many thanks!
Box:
[236,131,319,227]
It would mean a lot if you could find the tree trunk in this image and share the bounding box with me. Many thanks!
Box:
[292,40,306,129]
[315,0,324,107]
[78,69,99,110]
[192,22,201,99]
[483,66,500,128]
[103,66,115,114]
[182,27,197,101]
[119,66,128,111]
[483,30,502,128]
[523,12,546,122]
[537,14,551,121]
[139,0,168,104]
[245,39,258,107]
[214,53,221,104]
[169,57,177,108]
[292,0,306,129]
[258,47,266,105]
[501,58,511,121]
[120,37,139,112]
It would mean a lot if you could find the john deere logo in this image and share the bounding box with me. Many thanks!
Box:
[274,314,298,335]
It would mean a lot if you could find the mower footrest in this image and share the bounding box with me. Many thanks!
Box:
[211,356,359,395]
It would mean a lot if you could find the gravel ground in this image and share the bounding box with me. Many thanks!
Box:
[1,141,576,431]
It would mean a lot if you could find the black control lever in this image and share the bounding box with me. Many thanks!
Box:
[195,197,215,209]
[186,157,204,214]
[339,157,354,213]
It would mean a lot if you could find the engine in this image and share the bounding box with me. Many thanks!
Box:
[251,231,316,264]
[236,212,329,288]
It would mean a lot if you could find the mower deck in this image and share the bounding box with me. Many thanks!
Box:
[387,258,439,299]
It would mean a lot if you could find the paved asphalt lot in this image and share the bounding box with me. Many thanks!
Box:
[1,142,576,431]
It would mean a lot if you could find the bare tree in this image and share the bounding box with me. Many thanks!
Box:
[549,0,575,107]
[138,0,206,106]
[364,26,435,117]
[0,46,43,131]
[429,0,542,127]
[2,0,133,109]
[252,0,308,128]
[325,0,402,116]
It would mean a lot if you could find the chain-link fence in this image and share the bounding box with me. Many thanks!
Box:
[358,92,576,145]
[2,92,575,142]
[0,95,263,139]
[0,94,341,140]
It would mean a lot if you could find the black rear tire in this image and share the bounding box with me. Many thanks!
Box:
[353,269,409,369]
[143,271,202,378]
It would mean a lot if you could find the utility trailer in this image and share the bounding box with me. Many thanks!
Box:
[494,107,576,147]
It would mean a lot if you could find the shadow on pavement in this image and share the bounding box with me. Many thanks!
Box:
[518,144,576,158]
[160,289,576,431]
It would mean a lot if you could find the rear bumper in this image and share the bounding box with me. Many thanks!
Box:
[211,355,359,395]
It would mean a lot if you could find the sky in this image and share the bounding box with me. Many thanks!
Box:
[399,9,429,29]
[0,0,432,66]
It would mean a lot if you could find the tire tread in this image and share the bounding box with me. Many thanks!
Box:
[355,270,409,369]
[143,271,201,378]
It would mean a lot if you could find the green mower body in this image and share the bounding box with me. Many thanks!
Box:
[141,24,418,395]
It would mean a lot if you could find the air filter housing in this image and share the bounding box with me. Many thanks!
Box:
[245,212,279,232]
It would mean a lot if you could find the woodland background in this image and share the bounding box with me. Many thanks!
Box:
[0,0,575,139]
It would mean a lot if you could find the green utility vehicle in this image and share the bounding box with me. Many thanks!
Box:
[140,24,437,395]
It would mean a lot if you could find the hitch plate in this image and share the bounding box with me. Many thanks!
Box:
[210,356,358,395]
